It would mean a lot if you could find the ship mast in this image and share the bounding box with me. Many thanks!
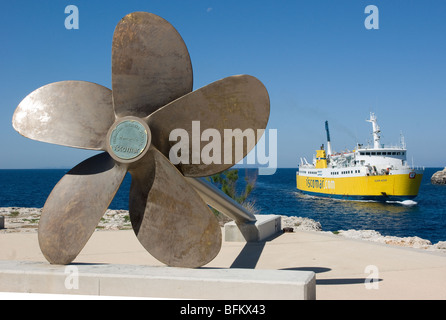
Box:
[366,112,381,149]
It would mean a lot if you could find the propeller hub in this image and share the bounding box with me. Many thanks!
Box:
[106,117,151,163]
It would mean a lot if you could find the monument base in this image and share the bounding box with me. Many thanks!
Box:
[225,214,282,242]
[0,260,315,300]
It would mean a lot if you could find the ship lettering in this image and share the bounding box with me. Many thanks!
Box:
[113,145,140,154]
[306,178,325,189]
[325,180,335,190]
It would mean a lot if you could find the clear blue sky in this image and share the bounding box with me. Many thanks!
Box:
[1,0,445,169]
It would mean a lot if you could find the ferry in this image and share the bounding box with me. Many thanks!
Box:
[296,113,424,201]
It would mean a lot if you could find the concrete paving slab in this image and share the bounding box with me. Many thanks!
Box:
[1,229,446,299]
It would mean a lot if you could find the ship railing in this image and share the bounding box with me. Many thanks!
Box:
[409,165,425,171]
[357,143,405,150]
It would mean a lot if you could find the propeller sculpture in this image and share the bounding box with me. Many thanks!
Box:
[12,12,270,268]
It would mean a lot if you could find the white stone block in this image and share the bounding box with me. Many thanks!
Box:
[0,261,315,300]
[225,214,282,242]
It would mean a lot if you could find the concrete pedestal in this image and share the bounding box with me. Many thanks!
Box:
[0,260,315,300]
[225,215,282,242]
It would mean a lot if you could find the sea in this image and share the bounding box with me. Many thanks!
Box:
[0,167,445,244]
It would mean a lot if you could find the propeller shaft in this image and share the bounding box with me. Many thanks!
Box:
[186,177,257,224]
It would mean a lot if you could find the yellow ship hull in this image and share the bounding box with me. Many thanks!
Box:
[296,170,423,201]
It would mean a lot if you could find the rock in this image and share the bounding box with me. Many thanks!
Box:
[433,241,446,250]
[0,207,42,233]
[336,229,432,249]
[336,229,383,241]
[383,236,431,249]
[0,207,132,233]
[431,167,446,185]
[280,215,322,232]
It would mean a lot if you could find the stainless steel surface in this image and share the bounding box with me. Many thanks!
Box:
[38,153,127,264]
[13,81,114,150]
[146,75,270,177]
[129,148,221,268]
[186,177,257,224]
[112,12,193,118]
[12,11,269,268]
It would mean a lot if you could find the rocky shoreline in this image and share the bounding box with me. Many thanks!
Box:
[0,207,132,233]
[431,167,446,185]
[1,207,445,254]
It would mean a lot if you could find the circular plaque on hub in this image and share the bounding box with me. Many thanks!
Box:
[109,120,148,160]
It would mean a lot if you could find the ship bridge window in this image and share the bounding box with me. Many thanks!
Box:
[371,152,376,155]
[366,152,370,155]
[392,152,396,155]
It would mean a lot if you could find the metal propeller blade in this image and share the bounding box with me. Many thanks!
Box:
[146,74,270,177]
[12,11,269,268]
[129,148,222,268]
[13,81,114,150]
[38,153,127,264]
[112,12,193,118]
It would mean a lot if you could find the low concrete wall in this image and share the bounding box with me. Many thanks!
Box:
[0,260,315,300]
[225,215,282,242]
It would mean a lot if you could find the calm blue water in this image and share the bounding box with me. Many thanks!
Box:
[1,168,445,244]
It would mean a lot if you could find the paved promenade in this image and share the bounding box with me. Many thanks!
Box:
[1,229,446,299]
